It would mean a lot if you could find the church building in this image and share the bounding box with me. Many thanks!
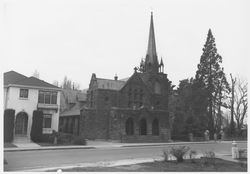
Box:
[80,13,172,142]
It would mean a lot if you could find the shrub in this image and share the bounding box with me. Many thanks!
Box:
[202,151,216,166]
[4,109,15,142]
[72,136,87,145]
[189,150,197,163]
[170,146,190,162]
[57,132,74,144]
[30,110,43,142]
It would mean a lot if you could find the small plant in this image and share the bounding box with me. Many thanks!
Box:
[189,150,197,163]
[202,151,216,166]
[72,136,87,145]
[170,146,190,162]
[162,149,170,162]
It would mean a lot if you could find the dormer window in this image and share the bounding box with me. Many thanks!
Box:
[20,89,28,99]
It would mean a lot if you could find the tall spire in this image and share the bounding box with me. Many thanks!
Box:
[145,12,159,73]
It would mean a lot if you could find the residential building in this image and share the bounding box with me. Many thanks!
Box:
[59,89,87,135]
[4,71,61,142]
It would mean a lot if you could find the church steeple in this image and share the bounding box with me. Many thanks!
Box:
[145,12,159,73]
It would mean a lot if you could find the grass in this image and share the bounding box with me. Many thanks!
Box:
[49,158,247,172]
[37,142,86,146]
[4,143,17,148]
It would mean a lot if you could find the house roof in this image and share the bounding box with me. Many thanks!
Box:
[4,70,59,89]
[96,78,126,90]
[4,71,28,86]
[60,102,82,117]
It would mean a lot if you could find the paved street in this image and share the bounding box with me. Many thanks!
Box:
[4,141,247,171]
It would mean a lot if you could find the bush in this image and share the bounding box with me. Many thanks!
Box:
[189,150,197,163]
[4,109,15,142]
[72,136,87,145]
[57,132,74,144]
[30,110,43,142]
[170,146,190,162]
[202,151,216,166]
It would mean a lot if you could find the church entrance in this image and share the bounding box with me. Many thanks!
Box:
[15,112,28,135]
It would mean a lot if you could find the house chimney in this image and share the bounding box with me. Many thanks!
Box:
[114,74,118,80]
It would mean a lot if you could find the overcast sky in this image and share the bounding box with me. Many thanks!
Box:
[2,0,249,89]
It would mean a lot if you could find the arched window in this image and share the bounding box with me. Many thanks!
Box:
[152,118,159,135]
[139,118,147,135]
[125,118,134,135]
[154,82,161,94]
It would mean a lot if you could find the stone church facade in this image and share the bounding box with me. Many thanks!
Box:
[80,13,172,142]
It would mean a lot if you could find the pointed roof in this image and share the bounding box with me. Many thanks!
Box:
[4,71,28,86]
[4,70,59,89]
[146,12,158,65]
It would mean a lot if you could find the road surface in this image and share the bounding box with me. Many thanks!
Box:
[4,141,247,171]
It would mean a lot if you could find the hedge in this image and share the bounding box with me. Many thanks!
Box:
[30,110,43,142]
[4,109,15,142]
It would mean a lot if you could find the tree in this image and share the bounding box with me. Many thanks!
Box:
[30,110,43,142]
[53,80,59,87]
[229,73,236,135]
[4,109,15,142]
[195,29,229,138]
[32,70,40,79]
[233,76,248,135]
[61,76,80,90]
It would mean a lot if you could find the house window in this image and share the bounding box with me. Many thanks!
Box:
[43,114,52,128]
[38,91,57,104]
[20,89,28,99]
[51,92,57,104]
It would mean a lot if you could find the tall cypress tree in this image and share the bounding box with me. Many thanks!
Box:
[195,29,229,138]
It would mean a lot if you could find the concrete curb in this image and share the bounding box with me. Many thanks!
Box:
[4,146,96,152]
[4,140,247,152]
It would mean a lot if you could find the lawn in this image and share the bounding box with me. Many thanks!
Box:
[4,143,17,148]
[50,158,247,172]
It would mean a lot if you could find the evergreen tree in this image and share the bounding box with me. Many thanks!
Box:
[195,29,229,138]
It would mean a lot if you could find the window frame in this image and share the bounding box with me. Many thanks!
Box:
[19,89,29,99]
[43,114,52,128]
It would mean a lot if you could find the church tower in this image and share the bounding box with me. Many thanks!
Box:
[145,12,160,73]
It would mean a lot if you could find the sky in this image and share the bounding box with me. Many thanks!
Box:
[1,0,249,90]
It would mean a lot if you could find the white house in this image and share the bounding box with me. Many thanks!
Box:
[4,71,61,142]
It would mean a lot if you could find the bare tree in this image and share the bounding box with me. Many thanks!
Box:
[32,70,40,79]
[229,73,236,135]
[233,77,248,134]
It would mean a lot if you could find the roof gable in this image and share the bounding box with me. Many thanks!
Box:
[15,76,59,89]
[96,78,126,90]
[4,70,59,89]
[4,71,28,86]
[120,72,151,93]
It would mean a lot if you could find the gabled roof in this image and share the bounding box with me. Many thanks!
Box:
[60,102,83,117]
[96,78,126,90]
[15,76,59,89]
[4,70,59,89]
[4,71,28,86]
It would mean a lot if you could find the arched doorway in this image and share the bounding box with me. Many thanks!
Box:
[15,112,28,135]
[139,118,147,135]
[125,117,134,135]
[152,118,159,135]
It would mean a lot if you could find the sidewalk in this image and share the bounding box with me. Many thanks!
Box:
[4,140,247,152]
